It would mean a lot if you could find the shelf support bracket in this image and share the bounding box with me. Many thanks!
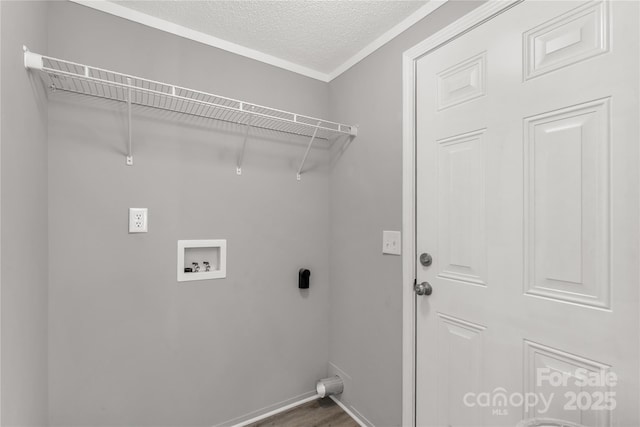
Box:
[237,117,252,175]
[23,46,44,70]
[297,122,321,181]
[126,78,133,166]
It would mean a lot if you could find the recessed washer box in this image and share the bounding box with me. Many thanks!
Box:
[177,239,227,282]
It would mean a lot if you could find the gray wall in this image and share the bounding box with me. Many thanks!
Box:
[327,2,483,426]
[1,1,484,425]
[1,1,49,425]
[47,2,330,426]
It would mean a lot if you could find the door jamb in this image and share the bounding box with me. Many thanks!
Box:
[401,2,522,425]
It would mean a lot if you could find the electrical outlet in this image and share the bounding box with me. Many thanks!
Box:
[382,230,401,255]
[129,208,148,233]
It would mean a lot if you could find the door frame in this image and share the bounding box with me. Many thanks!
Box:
[400,2,521,425]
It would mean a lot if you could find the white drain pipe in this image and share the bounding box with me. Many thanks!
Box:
[316,375,344,397]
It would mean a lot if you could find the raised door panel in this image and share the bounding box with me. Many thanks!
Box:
[437,313,486,425]
[437,129,487,286]
[524,340,612,426]
[437,52,487,110]
[524,98,610,308]
[524,1,609,80]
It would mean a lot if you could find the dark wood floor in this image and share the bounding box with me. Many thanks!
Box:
[247,398,359,427]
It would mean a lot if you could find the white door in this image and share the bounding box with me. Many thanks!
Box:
[415,1,638,426]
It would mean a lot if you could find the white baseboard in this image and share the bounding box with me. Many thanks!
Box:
[222,392,320,427]
[329,395,373,427]
[215,389,373,427]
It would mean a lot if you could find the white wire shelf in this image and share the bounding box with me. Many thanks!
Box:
[23,47,357,178]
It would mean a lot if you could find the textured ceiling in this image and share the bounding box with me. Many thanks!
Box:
[110,1,428,75]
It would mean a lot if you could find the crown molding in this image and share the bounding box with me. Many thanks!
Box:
[69,0,331,81]
[327,0,448,81]
[69,0,450,83]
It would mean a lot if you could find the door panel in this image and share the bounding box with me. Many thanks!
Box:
[415,1,638,426]
[523,1,609,80]
[436,129,486,287]
[437,52,487,110]
[437,314,486,426]
[524,99,611,308]
[524,340,612,425]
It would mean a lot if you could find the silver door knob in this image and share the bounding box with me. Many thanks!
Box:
[420,253,433,267]
[414,281,433,296]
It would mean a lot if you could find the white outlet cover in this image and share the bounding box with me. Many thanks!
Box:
[382,230,401,255]
[129,208,148,233]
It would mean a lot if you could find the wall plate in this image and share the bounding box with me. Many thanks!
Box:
[382,230,402,255]
[177,239,227,282]
[129,208,148,233]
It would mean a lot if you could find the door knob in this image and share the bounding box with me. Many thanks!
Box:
[419,253,433,266]
[414,281,433,296]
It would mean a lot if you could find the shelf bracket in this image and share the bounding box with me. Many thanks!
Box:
[23,46,43,70]
[126,78,133,166]
[297,122,321,181]
[237,117,252,175]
